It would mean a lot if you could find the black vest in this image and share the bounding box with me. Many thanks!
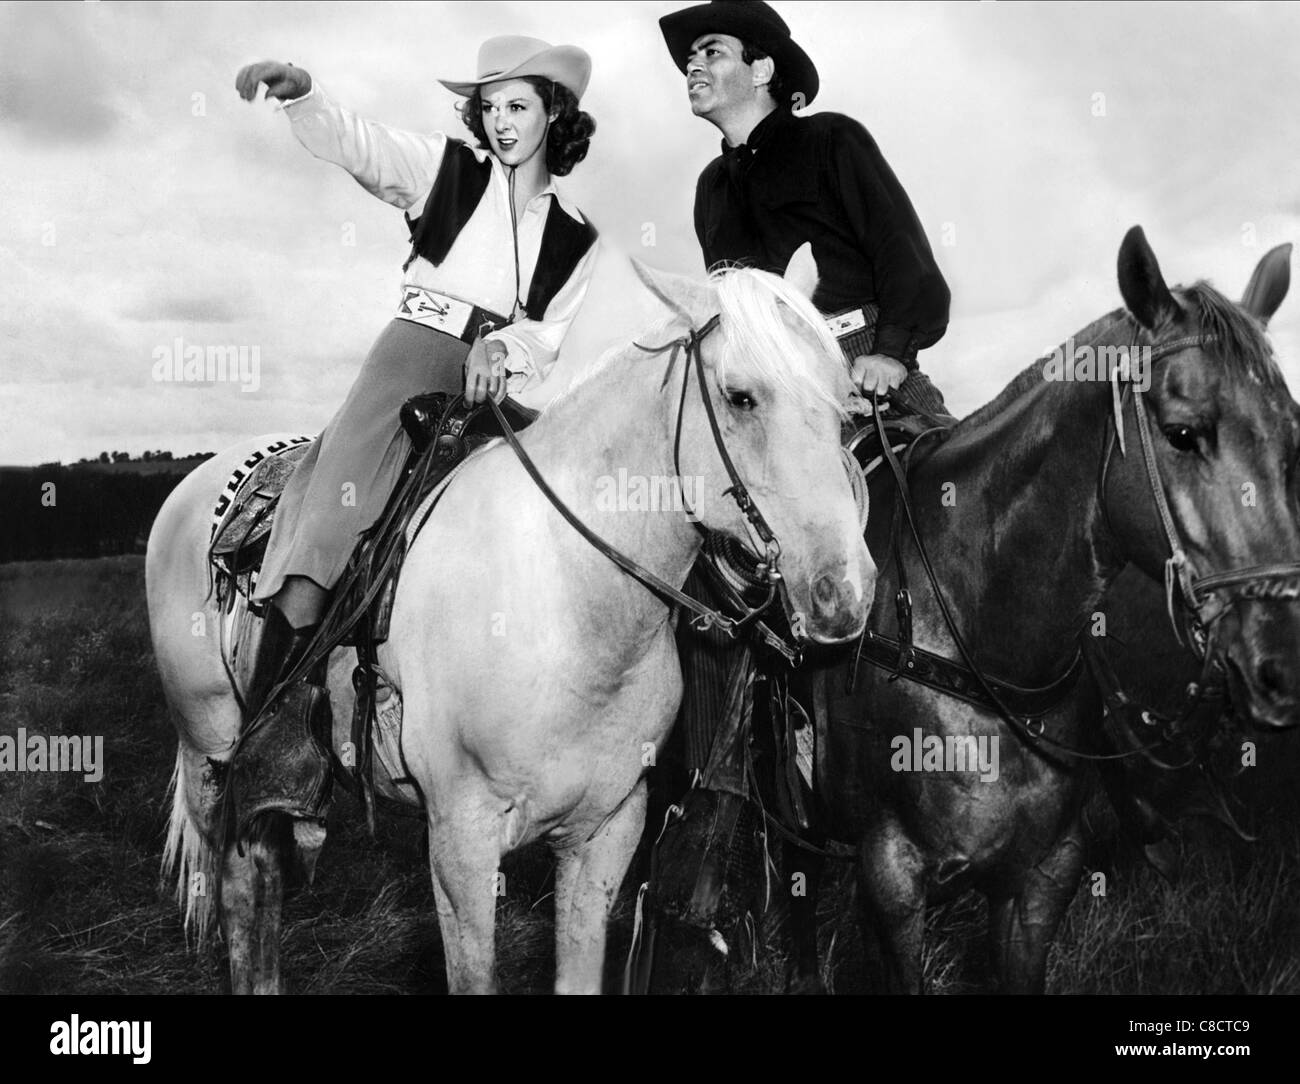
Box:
[403,139,597,321]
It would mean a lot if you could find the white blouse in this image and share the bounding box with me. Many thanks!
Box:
[282,85,598,395]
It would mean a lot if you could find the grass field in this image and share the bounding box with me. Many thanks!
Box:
[1,557,1297,994]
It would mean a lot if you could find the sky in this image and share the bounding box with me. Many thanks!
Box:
[2,0,1299,465]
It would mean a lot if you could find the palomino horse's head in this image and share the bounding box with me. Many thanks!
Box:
[1102,227,1300,730]
[653,245,875,644]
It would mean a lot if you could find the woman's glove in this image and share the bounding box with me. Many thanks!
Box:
[236,61,313,103]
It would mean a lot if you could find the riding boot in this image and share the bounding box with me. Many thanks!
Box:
[230,607,335,839]
[642,786,760,992]
[242,605,318,724]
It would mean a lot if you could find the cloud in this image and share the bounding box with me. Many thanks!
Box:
[0,3,123,145]
[2,0,1300,464]
[120,293,259,325]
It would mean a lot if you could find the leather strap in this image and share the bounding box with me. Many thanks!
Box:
[853,394,1148,762]
[856,627,1085,719]
[484,326,785,640]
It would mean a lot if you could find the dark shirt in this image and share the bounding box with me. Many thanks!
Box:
[694,107,950,364]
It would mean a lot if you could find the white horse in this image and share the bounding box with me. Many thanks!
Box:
[147,246,876,993]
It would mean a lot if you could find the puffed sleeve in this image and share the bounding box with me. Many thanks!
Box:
[491,240,600,397]
[282,84,447,212]
[828,117,950,364]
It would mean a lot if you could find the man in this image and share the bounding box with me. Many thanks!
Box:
[665,0,951,415]
[644,0,951,976]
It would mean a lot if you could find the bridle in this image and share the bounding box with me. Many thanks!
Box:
[1100,333,1300,667]
[865,328,1300,763]
[487,310,792,646]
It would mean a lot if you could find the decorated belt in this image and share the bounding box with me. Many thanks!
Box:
[396,285,509,344]
[825,303,879,341]
[826,303,891,365]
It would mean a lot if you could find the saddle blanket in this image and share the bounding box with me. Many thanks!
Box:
[209,435,315,565]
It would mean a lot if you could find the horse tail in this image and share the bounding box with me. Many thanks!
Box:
[162,748,220,946]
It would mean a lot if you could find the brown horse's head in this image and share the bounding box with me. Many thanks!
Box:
[1104,227,1300,730]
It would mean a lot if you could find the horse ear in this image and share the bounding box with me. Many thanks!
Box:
[1117,226,1179,331]
[783,242,820,301]
[629,255,697,326]
[1240,243,1292,326]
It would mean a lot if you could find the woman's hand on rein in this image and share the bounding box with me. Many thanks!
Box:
[236,61,313,103]
[464,337,509,405]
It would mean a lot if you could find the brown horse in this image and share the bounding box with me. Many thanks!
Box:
[797,229,1300,993]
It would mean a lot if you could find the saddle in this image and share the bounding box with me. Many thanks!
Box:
[210,392,538,833]
[209,395,537,609]
[842,406,945,481]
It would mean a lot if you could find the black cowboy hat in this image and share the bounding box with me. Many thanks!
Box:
[659,1,819,107]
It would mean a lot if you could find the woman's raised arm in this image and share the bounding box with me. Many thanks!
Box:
[236,60,446,212]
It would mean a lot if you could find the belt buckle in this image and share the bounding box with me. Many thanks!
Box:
[827,308,867,338]
[399,286,448,319]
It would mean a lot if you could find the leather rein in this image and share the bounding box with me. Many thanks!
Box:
[486,312,793,650]
[854,331,1300,762]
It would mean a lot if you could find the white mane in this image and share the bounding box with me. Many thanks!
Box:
[545,261,850,416]
[711,266,850,416]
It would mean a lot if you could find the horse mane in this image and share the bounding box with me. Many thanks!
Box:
[959,280,1280,431]
[710,266,851,416]
[1180,280,1279,386]
[547,261,850,417]
[958,307,1135,431]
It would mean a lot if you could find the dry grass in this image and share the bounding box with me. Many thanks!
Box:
[1,557,1296,994]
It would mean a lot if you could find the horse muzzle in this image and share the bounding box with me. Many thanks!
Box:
[788,551,876,645]
[1221,605,1300,731]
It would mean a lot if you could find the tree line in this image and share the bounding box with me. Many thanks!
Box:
[0,455,215,563]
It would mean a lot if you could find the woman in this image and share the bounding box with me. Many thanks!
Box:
[233,37,599,745]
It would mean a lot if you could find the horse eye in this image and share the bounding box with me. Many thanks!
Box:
[727,389,756,411]
[1163,424,1199,452]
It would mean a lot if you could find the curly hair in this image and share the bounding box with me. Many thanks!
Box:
[457,76,596,177]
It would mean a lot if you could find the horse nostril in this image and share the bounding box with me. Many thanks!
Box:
[812,574,838,612]
[1256,657,1289,699]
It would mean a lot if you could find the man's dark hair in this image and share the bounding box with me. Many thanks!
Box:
[741,41,790,110]
[458,76,596,177]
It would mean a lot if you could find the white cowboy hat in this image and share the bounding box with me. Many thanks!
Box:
[438,36,592,101]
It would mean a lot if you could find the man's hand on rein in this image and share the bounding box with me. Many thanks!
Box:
[850,354,908,397]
